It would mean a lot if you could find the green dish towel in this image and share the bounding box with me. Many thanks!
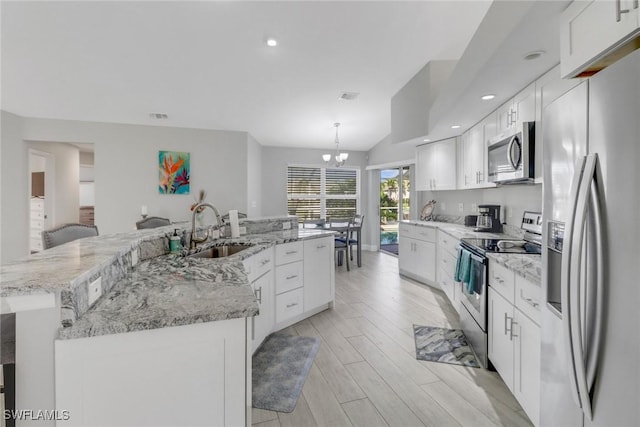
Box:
[454,247,471,284]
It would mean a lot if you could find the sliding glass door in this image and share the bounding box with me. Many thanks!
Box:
[379,166,410,255]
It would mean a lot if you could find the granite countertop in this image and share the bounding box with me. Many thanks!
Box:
[402,220,542,285]
[0,219,334,339]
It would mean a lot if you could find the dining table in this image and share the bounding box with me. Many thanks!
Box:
[302,221,362,268]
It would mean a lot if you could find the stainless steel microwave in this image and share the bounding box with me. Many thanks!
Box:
[487,121,535,184]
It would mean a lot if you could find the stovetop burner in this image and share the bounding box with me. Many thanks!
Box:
[461,238,542,255]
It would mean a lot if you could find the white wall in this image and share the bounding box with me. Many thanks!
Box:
[28,141,81,226]
[246,134,262,218]
[1,113,256,262]
[1,111,28,263]
[20,116,250,235]
[366,134,416,167]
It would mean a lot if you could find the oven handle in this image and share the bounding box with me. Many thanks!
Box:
[507,135,522,170]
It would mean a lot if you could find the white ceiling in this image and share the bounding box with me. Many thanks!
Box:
[1,1,493,152]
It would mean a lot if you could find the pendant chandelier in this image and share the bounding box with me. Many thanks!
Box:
[322,122,349,167]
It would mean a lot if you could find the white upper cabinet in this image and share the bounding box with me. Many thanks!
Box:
[460,114,496,189]
[561,0,640,78]
[416,137,457,191]
[496,83,536,136]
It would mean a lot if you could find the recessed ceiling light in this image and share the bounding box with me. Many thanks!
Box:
[423,138,431,142]
[481,94,496,100]
[451,125,461,129]
[524,50,545,61]
[266,38,278,47]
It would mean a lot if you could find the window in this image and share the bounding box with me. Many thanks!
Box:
[287,166,359,220]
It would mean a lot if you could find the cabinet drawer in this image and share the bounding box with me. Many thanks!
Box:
[400,223,436,242]
[275,288,304,324]
[275,261,303,294]
[438,266,456,304]
[489,261,515,303]
[275,241,303,265]
[31,199,44,210]
[30,219,44,230]
[437,230,459,257]
[437,248,457,279]
[244,248,273,283]
[515,275,541,326]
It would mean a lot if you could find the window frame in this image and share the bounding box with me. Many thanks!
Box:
[287,163,360,219]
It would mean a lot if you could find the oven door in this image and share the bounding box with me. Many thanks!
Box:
[459,252,488,331]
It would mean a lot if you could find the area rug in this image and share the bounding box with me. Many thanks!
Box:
[413,325,479,368]
[252,333,320,412]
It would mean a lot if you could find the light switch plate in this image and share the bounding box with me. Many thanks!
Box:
[239,226,247,235]
[458,203,464,212]
[471,203,477,213]
[88,277,102,307]
[441,202,446,211]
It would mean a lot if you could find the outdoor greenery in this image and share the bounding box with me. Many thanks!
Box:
[380,169,410,223]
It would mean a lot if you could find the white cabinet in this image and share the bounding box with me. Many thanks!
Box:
[561,0,640,78]
[459,114,496,189]
[30,198,45,252]
[274,242,304,328]
[488,262,541,426]
[243,248,274,352]
[56,318,249,427]
[436,230,462,312]
[303,237,334,312]
[416,137,457,191]
[496,83,536,136]
[398,223,437,286]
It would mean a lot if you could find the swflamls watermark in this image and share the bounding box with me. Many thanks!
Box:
[3,409,71,421]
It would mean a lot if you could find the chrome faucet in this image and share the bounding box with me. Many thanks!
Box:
[190,202,223,249]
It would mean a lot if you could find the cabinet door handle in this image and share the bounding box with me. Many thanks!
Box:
[504,312,510,336]
[255,286,262,304]
[260,259,271,266]
[285,250,298,255]
[286,302,299,308]
[510,320,518,341]
[494,276,505,284]
[317,244,326,249]
[286,274,298,280]
[616,0,630,21]
[464,175,468,186]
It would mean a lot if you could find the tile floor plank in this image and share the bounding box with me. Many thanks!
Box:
[301,364,353,427]
[342,398,389,427]
[277,394,318,427]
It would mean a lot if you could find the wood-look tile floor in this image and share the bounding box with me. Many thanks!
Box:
[253,251,533,427]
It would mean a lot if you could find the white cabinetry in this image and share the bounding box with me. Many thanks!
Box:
[495,83,536,136]
[561,0,640,78]
[460,114,497,189]
[30,198,45,252]
[416,138,457,191]
[398,223,437,286]
[303,237,334,312]
[56,318,249,427]
[243,248,274,352]
[274,242,304,326]
[487,261,541,426]
[436,230,462,312]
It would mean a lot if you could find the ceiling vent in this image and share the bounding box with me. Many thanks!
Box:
[338,91,360,101]
[149,113,168,120]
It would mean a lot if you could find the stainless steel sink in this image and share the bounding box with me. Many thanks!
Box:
[188,244,252,259]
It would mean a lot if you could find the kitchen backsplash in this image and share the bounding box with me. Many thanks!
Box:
[418,184,542,228]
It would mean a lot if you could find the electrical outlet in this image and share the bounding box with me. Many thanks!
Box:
[239,226,246,235]
[282,222,291,230]
[458,203,464,212]
[131,248,139,267]
[441,202,446,211]
[471,203,477,213]
[87,277,102,307]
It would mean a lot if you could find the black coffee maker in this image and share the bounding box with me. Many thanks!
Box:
[474,204,503,233]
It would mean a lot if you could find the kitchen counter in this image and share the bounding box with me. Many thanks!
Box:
[402,220,542,285]
[0,217,334,339]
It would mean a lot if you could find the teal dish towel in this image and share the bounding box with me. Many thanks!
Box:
[454,247,471,284]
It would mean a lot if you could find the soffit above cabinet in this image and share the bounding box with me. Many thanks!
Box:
[393,0,571,146]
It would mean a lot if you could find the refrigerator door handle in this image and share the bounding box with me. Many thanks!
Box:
[561,155,586,410]
[585,157,605,397]
[569,154,599,420]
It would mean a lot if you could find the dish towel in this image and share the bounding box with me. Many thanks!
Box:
[454,247,471,284]
[469,258,484,295]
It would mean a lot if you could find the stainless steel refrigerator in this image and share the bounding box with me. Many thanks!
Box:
[541,49,639,426]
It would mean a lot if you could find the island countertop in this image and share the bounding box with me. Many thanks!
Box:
[0,217,334,339]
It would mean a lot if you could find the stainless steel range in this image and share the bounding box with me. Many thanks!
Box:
[457,211,542,369]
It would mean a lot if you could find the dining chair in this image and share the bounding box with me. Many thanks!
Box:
[42,223,99,250]
[302,218,326,229]
[329,218,351,271]
[136,216,171,229]
[346,214,364,266]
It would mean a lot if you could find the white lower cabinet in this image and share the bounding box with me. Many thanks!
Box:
[243,248,275,352]
[488,264,541,427]
[398,223,437,286]
[303,237,334,311]
[55,318,249,427]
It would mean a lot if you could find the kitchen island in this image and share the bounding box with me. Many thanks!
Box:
[0,217,335,427]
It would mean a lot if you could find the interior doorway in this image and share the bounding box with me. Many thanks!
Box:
[379,166,410,255]
[29,150,54,253]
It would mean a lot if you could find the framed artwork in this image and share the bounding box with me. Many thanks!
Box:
[158,150,190,194]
